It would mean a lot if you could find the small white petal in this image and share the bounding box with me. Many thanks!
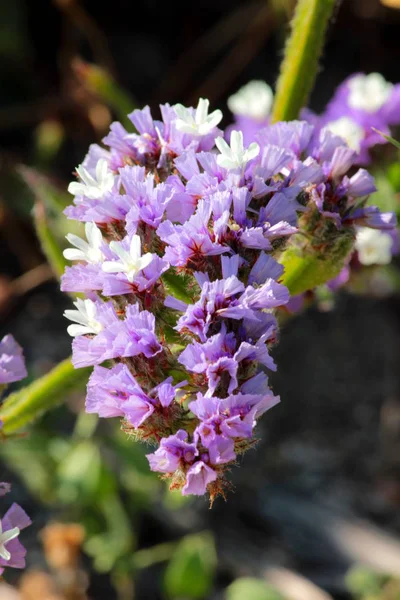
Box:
[63,248,85,261]
[102,261,126,274]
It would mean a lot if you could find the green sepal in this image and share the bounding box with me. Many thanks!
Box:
[162,270,198,304]
[279,211,355,295]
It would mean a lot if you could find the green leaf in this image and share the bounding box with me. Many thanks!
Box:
[19,166,72,280]
[371,128,400,151]
[164,532,217,599]
[0,358,90,434]
[225,578,285,600]
[33,199,67,279]
[272,0,337,122]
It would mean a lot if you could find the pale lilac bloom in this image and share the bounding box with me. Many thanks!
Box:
[0,335,27,385]
[61,263,105,294]
[157,201,229,267]
[0,503,31,575]
[182,461,217,496]
[102,253,168,296]
[147,430,197,474]
[86,364,155,426]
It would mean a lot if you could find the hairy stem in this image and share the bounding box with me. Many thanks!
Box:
[272,0,337,123]
[0,358,90,434]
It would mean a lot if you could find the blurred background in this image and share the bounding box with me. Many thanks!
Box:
[1,0,400,598]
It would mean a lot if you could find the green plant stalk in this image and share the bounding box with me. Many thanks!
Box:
[0,358,90,434]
[272,0,337,123]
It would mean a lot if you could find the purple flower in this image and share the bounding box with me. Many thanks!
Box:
[86,364,154,425]
[178,328,239,394]
[0,503,31,575]
[182,461,217,496]
[68,300,162,368]
[157,201,229,267]
[0,335,27,385]
[147,430,197,474]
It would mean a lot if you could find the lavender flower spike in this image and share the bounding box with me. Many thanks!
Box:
[61,94,397,500]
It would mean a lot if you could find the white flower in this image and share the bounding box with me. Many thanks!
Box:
[0,521,20,561]
[324,117,365,152]
[227,80,273,121]
[102,235,153,283]
[68,159,114,199]
[63,222,104,264]
[348,73,393,113]
[215,130,260,171]
[355,227,393,265]
[174,98,222,136]
[64,298,103,337]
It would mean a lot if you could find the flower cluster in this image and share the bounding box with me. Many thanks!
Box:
[0,340,30,576]
[62,97,396,499]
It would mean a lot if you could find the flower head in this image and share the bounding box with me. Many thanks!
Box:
[102,235,153,283]
[64,298,104,337]
[174,98,222,136]
[68,158,115,199]
[215,130,260,171]
[64,222,104,263]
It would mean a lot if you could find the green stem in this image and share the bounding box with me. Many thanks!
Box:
[272,0,337,123]
[0,358,90,434]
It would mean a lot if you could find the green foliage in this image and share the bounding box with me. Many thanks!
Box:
[0,357,90,434]
[19,166,76,280]
[272,0,337,122]
[33,199,68,279]
[225,577,285,600]
[164,532,217,599]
